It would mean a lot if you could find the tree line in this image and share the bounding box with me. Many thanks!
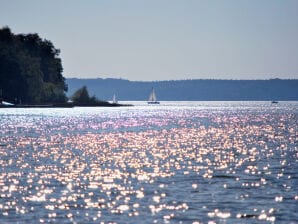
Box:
[67,78,298,101]
[0,27,127,106]
[0,26,67,104]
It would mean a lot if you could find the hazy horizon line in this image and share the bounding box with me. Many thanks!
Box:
[66,76,298,82]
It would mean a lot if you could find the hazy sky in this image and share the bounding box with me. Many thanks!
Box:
[1,0,298,80]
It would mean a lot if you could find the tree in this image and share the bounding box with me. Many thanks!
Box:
[0,26,67,104]
[71,86,110,106]
[71,86,91,103]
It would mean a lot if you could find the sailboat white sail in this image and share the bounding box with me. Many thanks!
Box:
[148,88,160,104]
[112,94,118,104]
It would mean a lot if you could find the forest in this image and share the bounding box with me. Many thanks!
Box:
[0,27,67,104]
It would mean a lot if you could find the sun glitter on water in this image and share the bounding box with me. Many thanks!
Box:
[0,102,297,223]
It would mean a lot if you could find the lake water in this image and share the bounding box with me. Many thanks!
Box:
[0,101,297,223]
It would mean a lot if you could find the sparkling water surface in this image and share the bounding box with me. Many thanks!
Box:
[0,101,297,223]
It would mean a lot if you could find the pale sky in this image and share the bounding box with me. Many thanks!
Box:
[1,0,298,81]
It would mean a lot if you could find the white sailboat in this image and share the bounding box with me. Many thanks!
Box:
[112,94,118,104]
[148,88,160,104]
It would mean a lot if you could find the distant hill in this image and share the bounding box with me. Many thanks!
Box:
[66,78,298,101]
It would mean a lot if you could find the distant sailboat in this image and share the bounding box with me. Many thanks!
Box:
[148,88,160,104]
[112,94,118,104]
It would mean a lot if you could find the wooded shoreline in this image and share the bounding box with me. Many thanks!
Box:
[0,102,132,108]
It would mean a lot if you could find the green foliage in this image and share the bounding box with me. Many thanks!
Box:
[71,86,101,105]
[0,26,67,103]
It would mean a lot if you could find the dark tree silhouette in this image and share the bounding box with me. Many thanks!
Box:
[71,86,91,103]
[71,86,114,106]
[0,26,67,104]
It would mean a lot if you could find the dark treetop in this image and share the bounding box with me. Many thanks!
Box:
[0,27,67,104]
[70,85,117,106]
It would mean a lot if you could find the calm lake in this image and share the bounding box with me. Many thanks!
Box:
[0,101,297,223]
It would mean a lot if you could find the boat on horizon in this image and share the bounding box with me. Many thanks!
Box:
[112,93,118,104]
[271,101,278,104]
[148,88,160,104]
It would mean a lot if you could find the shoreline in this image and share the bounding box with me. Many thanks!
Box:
[0,103,133,108]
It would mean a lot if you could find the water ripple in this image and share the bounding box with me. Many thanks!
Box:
[0,102,297,223]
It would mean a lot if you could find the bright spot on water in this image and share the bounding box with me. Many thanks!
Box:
[0,102,297,223]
